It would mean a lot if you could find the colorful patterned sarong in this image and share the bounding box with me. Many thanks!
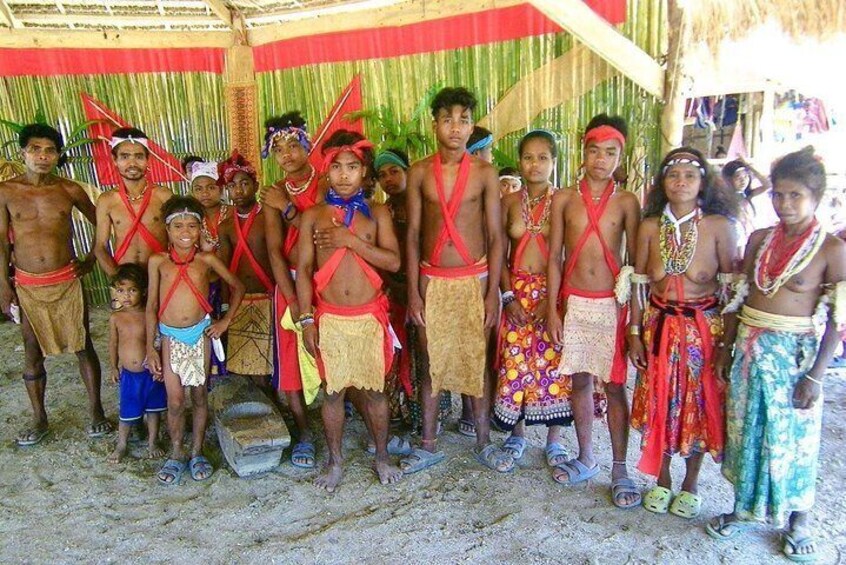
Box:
[722,307,822,527]
[493,271,571,430]
[227,293,273,376]
[631,295,725,476]
[15,264,86,356]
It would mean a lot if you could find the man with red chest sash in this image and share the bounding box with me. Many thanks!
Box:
[547,114,642,508]
[402,87,512,474]
[94,127,173,281]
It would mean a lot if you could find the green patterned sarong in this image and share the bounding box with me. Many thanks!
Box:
[723,321,822,527]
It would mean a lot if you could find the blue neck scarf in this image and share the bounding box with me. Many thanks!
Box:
[325,188,371,227]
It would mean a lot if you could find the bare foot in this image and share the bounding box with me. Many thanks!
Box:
[108,444,127,463]
[314,463,343,493]
[147,443,166,459]
[374,459,403,485]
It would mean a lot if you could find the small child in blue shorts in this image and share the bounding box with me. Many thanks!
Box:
[108,263,167,462]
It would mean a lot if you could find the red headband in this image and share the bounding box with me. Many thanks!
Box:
[584,124,625,148]
[218,151,257,186]
[321,139,374,173]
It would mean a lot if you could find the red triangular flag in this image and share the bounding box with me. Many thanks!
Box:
[307,75,363,169]
[727,124,747,160]
[81,93,186,186]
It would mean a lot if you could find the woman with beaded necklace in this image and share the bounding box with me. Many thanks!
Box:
[492,130,571,470]
[628,147,738,519]
[706,147,846,563]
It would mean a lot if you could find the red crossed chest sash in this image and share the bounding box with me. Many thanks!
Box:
[113,179,164,263]
[230,204,275,293]
[561,178,620,298]
[282,176,320,259]
[511,189,551,272]
[421,152,487,278]
[157,246,213,319]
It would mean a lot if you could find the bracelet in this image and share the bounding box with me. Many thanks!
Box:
[297,312,314,322]
[628,325,641,336]
[803,375,823,385]
[501,290,515,307]
[283,202,298,222]
[220,303,230,313]
[298,318,315,328]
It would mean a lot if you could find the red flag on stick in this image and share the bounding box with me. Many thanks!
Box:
[81,93,186,186]
[307,75,363,168]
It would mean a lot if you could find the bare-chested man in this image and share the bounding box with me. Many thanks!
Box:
[547,114,641,507]
[94,127,173,279]
[401,87,510,474]
[257,111,325,469]
[0,123,110,446]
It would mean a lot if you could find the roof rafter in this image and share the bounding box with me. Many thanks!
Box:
[0,27,233,47]
[0,0,23,28]
[13,12,225,26]
[201,0,232,27]
[529,0,665,98]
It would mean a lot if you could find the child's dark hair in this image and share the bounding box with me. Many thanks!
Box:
[430,87,477,118]
[584,114,628,140]
[322,129,374,172]
[771,146,826,199]
[110,127,149,157]
[644,146,738,219]
[181,155,203,174]
[161,195,205,222]
[518,129,558,158]
[265,111,307,131]
[19,124,67,167]
[499,166,520,177]
[111,263,148,299]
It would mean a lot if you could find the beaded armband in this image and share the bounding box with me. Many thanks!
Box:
[614,266,634,305]
[716,272,735,306]
[721,274,749,315]
[630,272,650,311]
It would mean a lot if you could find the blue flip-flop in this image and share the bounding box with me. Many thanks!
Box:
[400,447,446,474]
[291,441,316,469]
[502,436,528,460]
[552,458,599,485]
[157,458,186,486]
[188,455,213,481]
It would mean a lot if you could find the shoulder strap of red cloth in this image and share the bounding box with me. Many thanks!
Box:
[113,179,164,263]
[313,209,382,296]
[430,152,475,266]
[157,247,213,319]
[562,178,620,284]
[281,175,321,259]
[230,204,275,293]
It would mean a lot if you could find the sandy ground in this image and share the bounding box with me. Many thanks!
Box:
[1,306,845,564]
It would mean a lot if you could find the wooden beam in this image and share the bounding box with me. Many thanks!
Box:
[0,27,234,48]
[14,12,224,27]
[0,0,22,29]
[247,0,524,46]
[201,0,232,27]
[529,0,664,98]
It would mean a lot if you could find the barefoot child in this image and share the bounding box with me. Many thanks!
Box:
[147,196,245,485]
[297,130,404,493]
[108,263,166,462]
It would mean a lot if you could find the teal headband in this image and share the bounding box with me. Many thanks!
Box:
[374,151,408,171]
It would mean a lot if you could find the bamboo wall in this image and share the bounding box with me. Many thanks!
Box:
[0,0,665,306]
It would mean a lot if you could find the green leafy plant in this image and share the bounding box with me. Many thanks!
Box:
[0,110,104,156]
[345,83,442,158]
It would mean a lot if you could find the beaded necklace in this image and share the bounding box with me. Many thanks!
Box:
[754,219,825,295]
[521,185,553,234]
[659,205,700,275]
[284,165,316,196]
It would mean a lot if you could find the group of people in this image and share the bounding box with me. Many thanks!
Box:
[0,85,841,563]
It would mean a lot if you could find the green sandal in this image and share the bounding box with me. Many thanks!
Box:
[642,485,672,514]
[669,490,702,519]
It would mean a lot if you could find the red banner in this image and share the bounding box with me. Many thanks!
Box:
[307,75,364,168]
[0,48,224,78]
[254,2,626,72]
[81,93,186,186]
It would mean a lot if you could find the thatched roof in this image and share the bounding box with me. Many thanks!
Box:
[0,0,398,31]
[687,0,846,48]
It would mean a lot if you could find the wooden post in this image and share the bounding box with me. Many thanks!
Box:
[660,0,687,155]
[224,23,261,179]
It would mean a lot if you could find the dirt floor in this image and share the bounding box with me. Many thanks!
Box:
[1,306,845,564]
